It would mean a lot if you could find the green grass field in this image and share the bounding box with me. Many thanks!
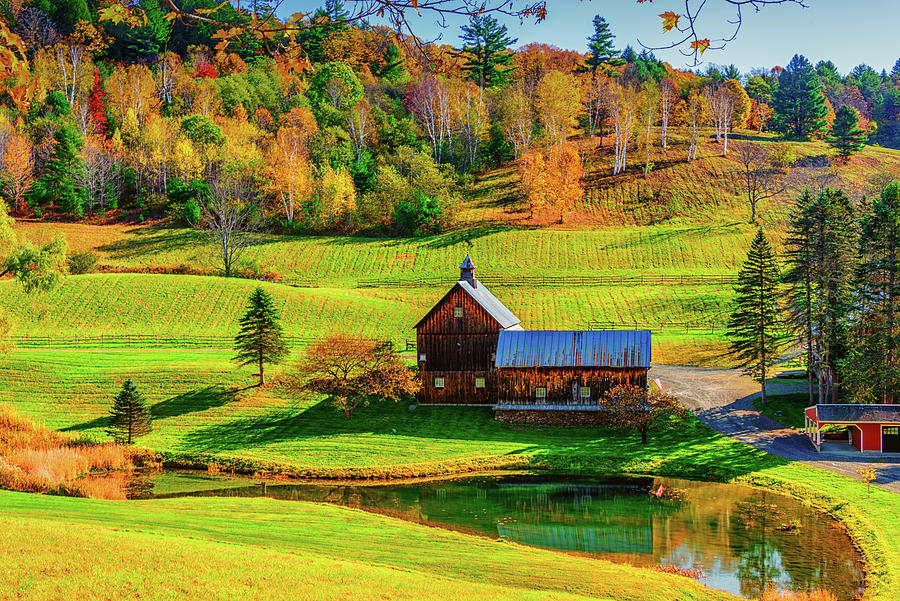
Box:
[1,349,899,600]
[0,273,732,364]
[0,491,738,601]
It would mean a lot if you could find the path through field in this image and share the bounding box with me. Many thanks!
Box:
[650,365,900,493]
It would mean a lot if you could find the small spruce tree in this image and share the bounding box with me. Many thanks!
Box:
[107,378,152,444]
[828,105,867,158]
[234,287,289,386]
[727,229,787,404]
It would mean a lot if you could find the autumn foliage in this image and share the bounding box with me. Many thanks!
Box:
[0,403,139,499]
[601,385,688,444]
[88,67,108,135]
[519,142,583,221]
[295,335,420,419]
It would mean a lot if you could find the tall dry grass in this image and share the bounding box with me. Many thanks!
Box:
[0,403,142,499]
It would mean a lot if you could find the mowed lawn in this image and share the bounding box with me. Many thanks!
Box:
[14,221,760,283]
[0,350,762,478]
[0,492,738,601]
[0,274,732,364]
[2,350,899,600]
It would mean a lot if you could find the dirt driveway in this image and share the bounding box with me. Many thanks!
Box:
[649,364,900,493]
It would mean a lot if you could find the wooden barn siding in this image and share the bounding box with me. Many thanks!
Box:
[418,371,498,405]
[497,367,648,405]
[416,286,503,335]
[416,285,504,405]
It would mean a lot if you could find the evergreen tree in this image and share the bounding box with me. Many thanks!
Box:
[844,183,900,402]
[727,229,786,405]
[828,105,868,158]
[584,15,617,72]
[234,287,289,386]
[892,58,900,78]
[772,54,829,139]
[784,188,857,403]
[30,126,85,216]
[107,379,152,444]
[458,14,517,88]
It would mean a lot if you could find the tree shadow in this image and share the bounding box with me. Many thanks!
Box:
[178,397,791,481]
[62,385,245,433]
[98,227,209,260]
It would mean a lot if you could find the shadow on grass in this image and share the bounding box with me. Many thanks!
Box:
[98,227,208,260]
[179,397,790,481]
[62,385,243,432]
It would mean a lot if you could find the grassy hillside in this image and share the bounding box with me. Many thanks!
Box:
[0,491,738,601]
[0,274,731,363]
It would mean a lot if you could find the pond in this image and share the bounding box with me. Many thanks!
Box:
[128,471,865,600]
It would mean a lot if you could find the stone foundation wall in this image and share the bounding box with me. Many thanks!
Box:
[494,409,614,426]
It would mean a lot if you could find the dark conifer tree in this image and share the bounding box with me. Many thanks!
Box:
[107,378,152,444]
[234,287,289,386]
[784,189,857,403]
[727,229,786,405]
[892,58,900,78]
[828,105,868,158]
[458,14,517,88]
[772,54,829,139]
[584,15,617,72]
[29,125,85,216]
[844,183,900,402]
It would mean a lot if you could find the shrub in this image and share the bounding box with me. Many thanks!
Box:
[769,143,797,171]
[392,190,446,236]
[67,250,99,275]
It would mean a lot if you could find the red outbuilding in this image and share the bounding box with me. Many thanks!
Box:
[804,404,900,453]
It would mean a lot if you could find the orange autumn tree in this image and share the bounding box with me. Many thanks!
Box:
[518,141,583,222]
[1,134,34,215]
[269,107,317,223]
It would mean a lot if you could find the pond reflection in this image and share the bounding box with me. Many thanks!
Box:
[135,472,864,600]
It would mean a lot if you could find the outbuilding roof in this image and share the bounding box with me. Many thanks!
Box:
[814,404,900,423]
[495,330,651,368]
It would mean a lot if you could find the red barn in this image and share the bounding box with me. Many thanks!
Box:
[804,404,900,453]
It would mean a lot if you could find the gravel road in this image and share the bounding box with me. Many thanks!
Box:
[649,364,900,493]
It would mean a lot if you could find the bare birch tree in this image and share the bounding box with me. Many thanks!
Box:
[499,85,533,159]
[732,143,785,222]
[683,88,708,163]
[581,71,613,146]
[453,81,487,169]
[78,135,118,217]
[407,74,451,163]
[201,173,260,278]
[347,98,371,165]
[54,41,86,108]
[704,82,736,155]
[612,83,638,175]
[640,83,658,177]
[659,78,676,153]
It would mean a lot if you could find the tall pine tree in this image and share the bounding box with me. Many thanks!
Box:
[107,379,152,444]
[784,188,857,403]
[584,16,617,72]
[458,14,517,88]
[772,54,829,140]
[30,126,85,216]
[234,287,289,386]
[828,105,867,158]
[844,183,900,402]
[727,229,786,405]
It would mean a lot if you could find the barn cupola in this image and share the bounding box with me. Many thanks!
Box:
[460,254,477,288]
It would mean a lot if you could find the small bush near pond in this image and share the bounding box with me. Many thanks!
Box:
[67,250,99,275]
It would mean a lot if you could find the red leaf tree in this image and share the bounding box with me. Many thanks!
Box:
[88,68,108,135]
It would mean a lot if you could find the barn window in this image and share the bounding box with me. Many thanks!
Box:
[535,386,547,399]
[475,377,485,389]
[434,377,445,388]
[419,353,427,361]
[580,386,591,399]
[453,306,464,318]
[886,427,899,435]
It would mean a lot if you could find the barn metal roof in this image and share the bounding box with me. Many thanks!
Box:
[495,330,651,368]
[815,404,900,423]
[458,280,521,329]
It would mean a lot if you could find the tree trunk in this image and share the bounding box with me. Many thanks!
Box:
[258,353,265,387]
[344,408,352,419]
[640,427,648,444]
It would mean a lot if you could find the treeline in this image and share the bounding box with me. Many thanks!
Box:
[729,183,900,405]
[0,1,897,235]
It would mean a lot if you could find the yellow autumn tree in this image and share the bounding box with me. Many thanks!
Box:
[2,134,34,215]
[536,70,582,149]
[270,108,317,223]
[518,142,583,222]
[317,165,356,232]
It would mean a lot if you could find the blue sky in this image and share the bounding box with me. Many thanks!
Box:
[276,0,900,75]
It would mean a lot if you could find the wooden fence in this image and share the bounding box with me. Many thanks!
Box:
[586,321,728,333]
[354,273,737,289]
[12,333,418,352]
